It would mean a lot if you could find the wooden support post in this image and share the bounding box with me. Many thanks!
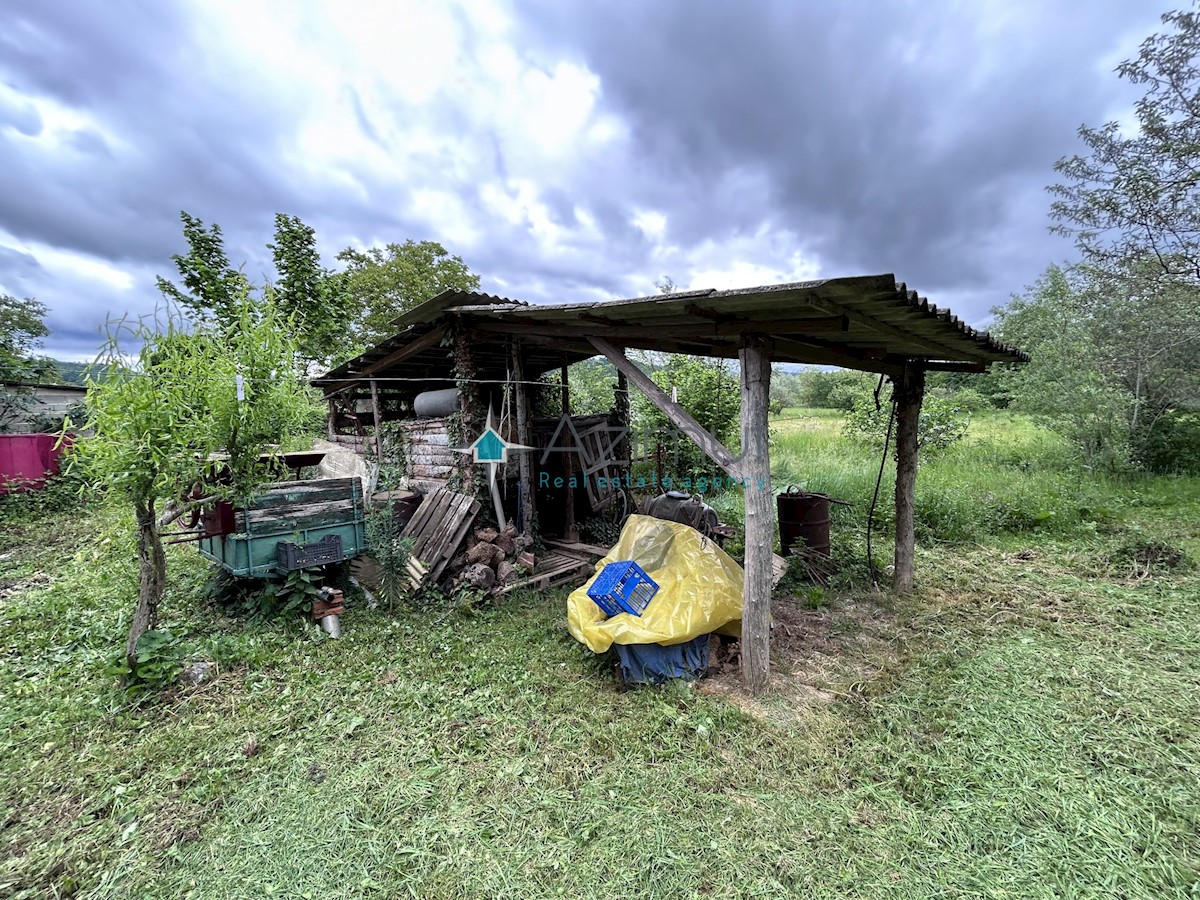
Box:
[739,336,773,696]
[511,340,535,535]
[326,399,337,440]
[369,379,384,462]
[561,363,579,542]
[614,368,631,476]
[894,363,926,592]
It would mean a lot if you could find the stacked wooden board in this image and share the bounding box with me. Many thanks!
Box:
[399,487,481,587]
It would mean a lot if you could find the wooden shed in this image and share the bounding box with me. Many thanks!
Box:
[314,274,1027,693]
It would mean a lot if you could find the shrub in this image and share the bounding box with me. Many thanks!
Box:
[843,391,971,455]
[1135,412,1200,475]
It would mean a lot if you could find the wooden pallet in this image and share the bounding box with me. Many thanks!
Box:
[497,551,595,595]
[543,538,611,558]
[399,487,481,587]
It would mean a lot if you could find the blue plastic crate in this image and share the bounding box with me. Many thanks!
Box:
[587,560,659,617]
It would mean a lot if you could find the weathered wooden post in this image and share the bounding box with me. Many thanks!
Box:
[739,336,773,695]
[561,362,579,541]
[511,339,535,535]
[369,378,384,462]
[613,368,631,477]
[894,363,926,591]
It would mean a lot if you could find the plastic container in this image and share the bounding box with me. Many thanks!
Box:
[587,560,659,617]
[276,534,344,571]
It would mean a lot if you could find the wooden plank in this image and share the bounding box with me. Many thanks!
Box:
[474,316,849,341]
[245,499,361,525]
[428,498,481,581]
[589,337,743,481]
[246,479,356,510]
[370,378,383,460]
[544,538,610,557]
[416,492,463,560]
[401,487,443,542]
[739,336,773,696]
[412,491,454,559]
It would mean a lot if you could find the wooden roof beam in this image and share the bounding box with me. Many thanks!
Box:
[316,326,446,394]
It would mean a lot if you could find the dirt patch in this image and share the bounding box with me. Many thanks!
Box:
[698,592,902,722]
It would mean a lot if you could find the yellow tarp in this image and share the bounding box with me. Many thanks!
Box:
[567,514,744,653]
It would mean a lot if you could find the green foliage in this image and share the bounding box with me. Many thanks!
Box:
[1136,411,1200,474]
[0,294,55,431]
[366,502,416,610]
[0,464,88,524]
[46,359,90,386]
[632,353,739,478]
[268,568,324,617]
[337,240,480,347]
[74,295,317,677]
[1051,7,1200,282]
[537,359,619,417]
[269,213,356,368]
[110,629,185,691]
[843,388,971,456]
[76,297,314,506]
[157,210,361,370]
[155,212,250,329]
[992,265,1149,472]
[207,566,328,621]
[788,368,877,411]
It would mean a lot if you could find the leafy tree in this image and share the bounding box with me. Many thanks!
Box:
[269,213,354,368]
[1051,7,1200,283]
[0,295,54,431]
[155,212,250,329]
[337,240,480,346]
[75,295,316,676]
[993,263,1200,472]
[632,353,740,479]
[992,266,1135,470]
[158,211,360,369]
[843,388,971,455]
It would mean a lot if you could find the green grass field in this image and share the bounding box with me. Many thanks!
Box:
[2,410,1198,898]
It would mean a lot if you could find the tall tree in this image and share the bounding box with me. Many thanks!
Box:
[1051,6,1200,283]
[76,295,316,675]
[269,213,354,368]
[155,212,250,328]
[0,295,53,431]
[337,240,480,346]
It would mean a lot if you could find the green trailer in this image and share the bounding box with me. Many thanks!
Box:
[198,477,366,578]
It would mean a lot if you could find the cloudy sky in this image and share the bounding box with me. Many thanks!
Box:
[0,0,1164,359]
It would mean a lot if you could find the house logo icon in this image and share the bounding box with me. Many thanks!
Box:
[460,408,533,465]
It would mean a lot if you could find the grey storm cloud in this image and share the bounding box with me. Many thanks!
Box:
[0,0,1170,358]
[515,0,1161,295]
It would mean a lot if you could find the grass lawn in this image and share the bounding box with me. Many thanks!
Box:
[2,411,1199,898]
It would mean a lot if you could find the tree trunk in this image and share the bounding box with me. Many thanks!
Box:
[894,365,925,592]
[125,498,166,674]
[739,337,773,696]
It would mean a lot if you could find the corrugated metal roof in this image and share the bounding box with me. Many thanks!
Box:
[315,273,1026,393]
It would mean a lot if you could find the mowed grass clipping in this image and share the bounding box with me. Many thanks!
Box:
[1,410,1198,898]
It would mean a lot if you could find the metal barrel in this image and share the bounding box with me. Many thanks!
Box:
[777,486,832,557]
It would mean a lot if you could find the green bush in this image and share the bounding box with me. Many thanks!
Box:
[1135,412,1200,475]
[843,391,971,455]
[108,629,185,690]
